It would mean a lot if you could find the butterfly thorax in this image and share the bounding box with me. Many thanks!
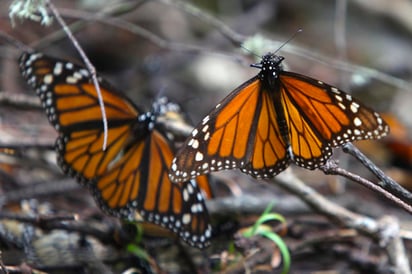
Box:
[255,53,284,89]
[128,112,156,144]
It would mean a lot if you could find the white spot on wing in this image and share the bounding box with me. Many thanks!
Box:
[195,152,204,161]
[43,74,53,84]
[353,117,362,127]
[53,62,63,75]
[350,102,359,113]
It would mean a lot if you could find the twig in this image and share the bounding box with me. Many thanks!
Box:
[0,251,7,274]
[320,159,412,214]
[0,210,130,246]
[334,0,348,63]
[0,91,41,109]
[55,8,246,64]
[22,0,409,95]
[0,212,75,223]
[206,193,309,217]
[267,171,411,272]
[343,143,412,206]
[0,31,32,52]
[155,0,247,46]
[155,0,411,92]
[45,0,108,151]
[270,171,380,236]
[0,179,79,206]
[378,216,411,274]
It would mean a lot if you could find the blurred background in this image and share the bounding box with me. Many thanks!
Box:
[1,0,412,273]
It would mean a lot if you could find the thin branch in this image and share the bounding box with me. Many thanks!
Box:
[0,212,75,223]
[155,0,247,46]
[0,211,130,246]
[343,143,412,205]
[270,171,379,236]
[267,171,411,273]
[55,8,246,64]
[28,1,145,50]
[0,179,79,206]
[45,0,108,151]
[0,91,41,109]
[320,159,412,214]
[379,216,411,274]
[334,0,348,62]
[23,0,409,95]
[0,31,32,52]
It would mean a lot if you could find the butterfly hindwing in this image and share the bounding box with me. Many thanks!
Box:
[92,130,211,247]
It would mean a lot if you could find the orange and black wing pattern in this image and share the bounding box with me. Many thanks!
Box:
[279,70,388,169]
[19,52,140,183]
[170,76,290,182]
[92,129,211,246]
[19,52,211,248]
[170,53,389,182]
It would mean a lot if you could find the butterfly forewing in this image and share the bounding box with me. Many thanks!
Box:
[19,52,138,132]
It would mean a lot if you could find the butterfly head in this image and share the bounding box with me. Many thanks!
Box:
[136,111,156,132]
[251,53,284,80]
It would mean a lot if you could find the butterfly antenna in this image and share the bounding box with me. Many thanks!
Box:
[274,28,303,54]
[240,44,261,59]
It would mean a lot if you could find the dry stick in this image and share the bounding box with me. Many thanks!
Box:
[271,171,379,235]
[32,1,141,50]
[0,31,32,52]
[0,211,128,246]
[343,142,412,205]
[0,179,79,206]
[270,171,411,273]
[45,1,108,151]
[158,0,410,91]
[380,216,412,274]
[320,159,412,214]
[49,2,409,94]
[0,91,41,109]
[56,8,245,65]
[155,0,246,46]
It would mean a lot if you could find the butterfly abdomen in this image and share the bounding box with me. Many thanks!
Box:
[258,54,291,150]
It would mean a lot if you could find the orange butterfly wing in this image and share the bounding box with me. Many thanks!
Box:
[19,52,212,248]
[170,77,289,182]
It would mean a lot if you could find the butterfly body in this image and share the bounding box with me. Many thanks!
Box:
[170,53,389,182]
[19,52,212,248]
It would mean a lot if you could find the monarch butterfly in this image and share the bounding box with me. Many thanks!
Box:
[19,52,212,248]
[170,53,389,182]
